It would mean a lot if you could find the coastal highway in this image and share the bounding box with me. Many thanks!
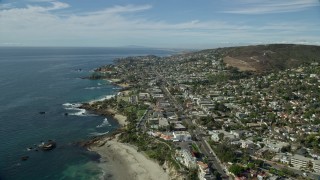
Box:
[136,109,149,132]
[156,69,229,179]
[191,124,229,179]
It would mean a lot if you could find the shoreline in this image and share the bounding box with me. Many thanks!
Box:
[81,96,128,127]
[89,135,170,180]
[80,80,169,179]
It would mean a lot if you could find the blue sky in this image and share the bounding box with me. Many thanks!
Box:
[0,0,319,48]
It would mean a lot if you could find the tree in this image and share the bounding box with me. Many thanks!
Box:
[228,164,245,176]
[218,133,224,141]
[281,145,292,153]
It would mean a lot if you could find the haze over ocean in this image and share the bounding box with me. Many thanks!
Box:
[0,47,171,180]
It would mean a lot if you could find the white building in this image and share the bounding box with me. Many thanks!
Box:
[290,154,311,170]
[138,93,150,100]
[159,118,169,128]
[181,149,197,169]
[209,130,236,142]
[173,131,192,142]
[313,160,320,173]
[263,139,289,153]
[241,140,254,149]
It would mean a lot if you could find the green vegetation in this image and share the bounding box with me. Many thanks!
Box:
[212,143,238,163]
[228,164,246,176]
[269,167,297,177]
[119,131,175,166]
[88,72,112,79]
[299,133,320,153]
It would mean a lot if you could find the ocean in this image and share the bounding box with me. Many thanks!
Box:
[0,47,172,180]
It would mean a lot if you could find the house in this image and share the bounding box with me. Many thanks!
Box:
[280,154,291,164]
[236,112,247,119]
[159,117,169,128]
[241,140,254,149]
[138,93,150,100]
[273,153,291,164]
[174,123,187,131]
[197,161,213,180]
[230,130,246,138]
[160,133,173,141]
[148,118,159,125]
[209,130,237,142]
[152,94,164,98]
[197,98,213,106]
[201,104,215,114]
[263,139,289,153]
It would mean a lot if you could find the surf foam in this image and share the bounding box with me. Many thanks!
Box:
[96,118,111,128]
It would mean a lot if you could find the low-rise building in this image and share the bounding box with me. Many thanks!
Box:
[241,140,254,149]
[209,130,237,142]
[173,131,192,142]
[159,117,169,128]
[290,154,311,170]
[181,149,197,169]
[197,161,212,180]
[313,159,320,173]
[263,139,289,153]
[138,93,150,100]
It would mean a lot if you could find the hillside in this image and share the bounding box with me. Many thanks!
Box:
[215,44,320,72]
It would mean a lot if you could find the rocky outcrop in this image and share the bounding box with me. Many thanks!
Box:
[163,161,185,180]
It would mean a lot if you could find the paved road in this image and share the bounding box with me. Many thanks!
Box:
[252,156,320,179]
[136,109,149,131]
[156,69,230,179]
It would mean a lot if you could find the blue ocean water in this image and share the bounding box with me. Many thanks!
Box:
[0,47,171,180]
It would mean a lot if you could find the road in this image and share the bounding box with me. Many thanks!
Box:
[194,128,229,179]
[151,69,232,179]
[252,156,320,179]
[155,69,229,179]
[136,109,149,131]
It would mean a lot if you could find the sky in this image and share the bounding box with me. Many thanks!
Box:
[0,0,320,49]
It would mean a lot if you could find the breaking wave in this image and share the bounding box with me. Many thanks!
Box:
[96,118,111,128]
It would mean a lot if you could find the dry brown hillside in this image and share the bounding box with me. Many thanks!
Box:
[218,44,320,72]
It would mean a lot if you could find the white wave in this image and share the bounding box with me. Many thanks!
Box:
[89,131,109,136]
[63,102,96,117]
[112,87,122,90]
[85,87,101,90]
[99,170,107,180]
[89,95,115,104]
[69,108,87,116]
[63,103,82,111]
[63,103,82,108]
[97,83,102,86]
[96,118,111,128]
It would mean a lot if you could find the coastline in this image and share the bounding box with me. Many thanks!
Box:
[81,79,169,179]
[82,95,128,127]
[106,107,128,127]
[81,73,170,180]
[89,135,170,180]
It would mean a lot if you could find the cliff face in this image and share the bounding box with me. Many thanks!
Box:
[217,44,320,72]
[163,161,185,180]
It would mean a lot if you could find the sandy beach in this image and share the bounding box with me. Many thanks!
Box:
[90,136,169,180]
[105,108,127,127]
